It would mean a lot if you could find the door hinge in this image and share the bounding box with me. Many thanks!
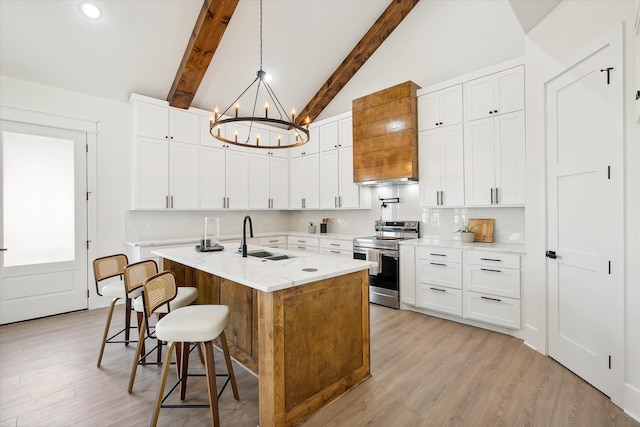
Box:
[607,166,611,180]
[86,240,91,250]
[86,143,89,153]
[87,289,90,298]
[608,260,611,274]
[86,191,91,201]
[600,67,613,84]
[609,355,612,369]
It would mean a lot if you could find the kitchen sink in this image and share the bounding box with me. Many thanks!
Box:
[247,250,294,261]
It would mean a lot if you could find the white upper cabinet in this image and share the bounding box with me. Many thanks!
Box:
[419,124,465,207]
[131,98,200,209]
[319,117,366,209]
[134,101,199,144]
[290,153,319,209]
[463,110,525,206]
[289,127,319,158]
[418,84,463,131]
[249,153,289,209]
[464,66,524,121]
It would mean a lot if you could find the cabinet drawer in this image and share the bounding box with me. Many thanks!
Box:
[464,291,520,329]
[288,236,319,247]
[417,284,462,316]
[319,238,352,251]
[319,247,352,258]
[465,251,520,269]
[464,265,520,298]
[417,246,462,263]
[287,244,319,254]
[259,236,287,247]
[416,259,462,289]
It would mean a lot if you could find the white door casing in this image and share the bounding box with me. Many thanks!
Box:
[546,27,624,404]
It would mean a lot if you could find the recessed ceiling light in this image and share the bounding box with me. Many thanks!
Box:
[81,2,101,20]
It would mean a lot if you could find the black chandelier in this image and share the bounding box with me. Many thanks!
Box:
[209,0,310,149]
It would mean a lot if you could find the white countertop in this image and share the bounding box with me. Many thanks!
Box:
[151,245,375,293]
[399,238,526,254]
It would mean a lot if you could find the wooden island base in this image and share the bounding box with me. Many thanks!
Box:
[165,259,371,427]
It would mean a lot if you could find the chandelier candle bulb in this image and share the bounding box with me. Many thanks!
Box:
[256,135,260,146]
[235,103,239,118]
[291,109,295,122]
[214,107,219,122]
[234,131,238,142]
[277,135,281,146]
[306,117,310,130]
[217,125,221,137]
[265,102,268,118]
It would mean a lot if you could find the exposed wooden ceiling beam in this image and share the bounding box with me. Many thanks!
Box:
[167,0,239,109]
[295,0,420,125]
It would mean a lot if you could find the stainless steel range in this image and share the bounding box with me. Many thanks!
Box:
[353,220,419,309]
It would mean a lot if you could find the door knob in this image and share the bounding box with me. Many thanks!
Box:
[545,250,557,259]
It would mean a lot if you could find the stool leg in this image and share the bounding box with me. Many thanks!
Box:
[179,342,190,401]
[151,342,176,427]
[128,317,147,393]
[124,297,132,344]
[203,341,220,427]
[136,311,146,364]
[97,297,119,367]
[219,331,240,400]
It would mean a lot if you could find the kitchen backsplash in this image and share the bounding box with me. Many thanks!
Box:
[125,184,524,243]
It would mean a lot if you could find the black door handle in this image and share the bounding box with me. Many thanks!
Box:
[546,250,557,259]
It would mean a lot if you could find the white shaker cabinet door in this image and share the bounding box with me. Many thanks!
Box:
[319,149,339,209]
[269,156,289,209]
[200,146,226,209]
[134,137,169,209]
[464,117,495,206]
[169,140,199,209]
[419,128,442,206]
[494,111,526,206]
[225,149,250,209]
[249,153,270,209]
[338,146,359,208]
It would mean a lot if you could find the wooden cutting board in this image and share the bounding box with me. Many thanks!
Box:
[468,218,494,243]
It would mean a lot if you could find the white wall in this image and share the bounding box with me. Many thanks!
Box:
[523,0,640,418]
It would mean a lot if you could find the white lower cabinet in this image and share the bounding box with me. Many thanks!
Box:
[399,245,416,305]
[415,247,462,316]
[287,236,319,254]
[407,245,522,331]
[259,236,286,249]
[463,250,521,329]
[319,238,352,258]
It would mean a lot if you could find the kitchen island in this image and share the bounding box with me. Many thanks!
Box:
[151,245,374,427]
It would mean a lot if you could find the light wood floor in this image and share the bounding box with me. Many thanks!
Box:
[1,304,637,427]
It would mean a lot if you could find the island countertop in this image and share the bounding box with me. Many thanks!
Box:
[151,245,375,293]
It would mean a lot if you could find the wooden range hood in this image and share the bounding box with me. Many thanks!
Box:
[352,81,420,185]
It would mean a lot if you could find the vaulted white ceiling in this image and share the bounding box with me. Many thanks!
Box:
[0,0,559,121]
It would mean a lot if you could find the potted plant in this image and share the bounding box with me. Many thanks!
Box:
[308,221,316,234]
[457,223,476,243]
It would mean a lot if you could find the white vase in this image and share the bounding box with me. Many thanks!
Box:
[308,226,316,234]
[460,232,474,243]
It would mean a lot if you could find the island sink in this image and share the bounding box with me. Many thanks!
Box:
[247,250,294,261]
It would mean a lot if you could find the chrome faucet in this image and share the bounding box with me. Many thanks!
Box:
[241,215,253,257]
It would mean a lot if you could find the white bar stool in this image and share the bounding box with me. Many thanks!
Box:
[144,271,239,427]
[93,253,140,367]
[125,261,199,393]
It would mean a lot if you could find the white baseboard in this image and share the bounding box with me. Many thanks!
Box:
[625,383,640,423]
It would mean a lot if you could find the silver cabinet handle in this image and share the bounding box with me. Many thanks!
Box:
[166,195,169,208]
[330,243,340,247]
[339,196,342,207]
[430,287,446,292]
[481,268,502,273]
[430,262,446,266]
[0,248,7,251]
[334,196,338,208]
[429,253,446,257]
[490,188,494,204]
[495,187,499,204]
[170,196,174,208]
[481,296,502,302]
[480,257,502,262]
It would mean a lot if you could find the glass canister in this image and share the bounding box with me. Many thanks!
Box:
[202,217,220,249]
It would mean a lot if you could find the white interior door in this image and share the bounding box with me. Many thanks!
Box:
[0,121,88,324]
[546,30,623,402]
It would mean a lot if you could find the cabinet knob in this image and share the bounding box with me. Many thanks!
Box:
[493,110,498,113]
[489,111,493,114]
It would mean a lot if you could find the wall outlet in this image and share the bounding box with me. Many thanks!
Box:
[147,221,154,230]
